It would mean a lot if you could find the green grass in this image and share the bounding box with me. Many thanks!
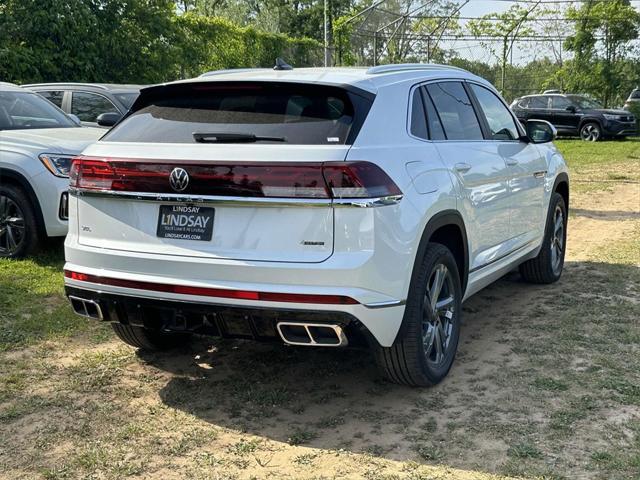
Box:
[555,137,640,191]
[555,137,640,168]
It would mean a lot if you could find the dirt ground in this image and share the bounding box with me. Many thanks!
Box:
[1,183,639,480]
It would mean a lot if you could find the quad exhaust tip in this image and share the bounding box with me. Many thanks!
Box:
[68,296,103,320]
[277,322,348,347]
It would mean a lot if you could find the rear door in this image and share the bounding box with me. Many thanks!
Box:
[424,81,512,271]
[73,81,373,263]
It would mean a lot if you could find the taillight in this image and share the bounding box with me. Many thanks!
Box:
[323,161,402,198]
[70,157,401,199]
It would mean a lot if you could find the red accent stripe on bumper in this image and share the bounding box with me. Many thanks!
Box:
[63,270,358,305]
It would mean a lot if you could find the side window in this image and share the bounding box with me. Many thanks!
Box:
[528,96,549,109]
[409,88,428,139]
[470,84,519,141]
[71,92,117,123]
[422,88,446,140]
[551,96,571,110]
[425,82,483,140]
[517,97,530,109]
[39,90,64,109]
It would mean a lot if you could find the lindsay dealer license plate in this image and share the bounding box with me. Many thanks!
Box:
[157,205,214,241]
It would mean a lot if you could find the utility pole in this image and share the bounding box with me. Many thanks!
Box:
[324,0,329,67]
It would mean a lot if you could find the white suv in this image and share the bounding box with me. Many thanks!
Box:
[0,83,104,257]
[64,65,569,386]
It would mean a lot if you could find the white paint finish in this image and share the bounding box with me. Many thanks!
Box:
[77,197,334,263]
[499,141,548,247]
[433,140,511,271]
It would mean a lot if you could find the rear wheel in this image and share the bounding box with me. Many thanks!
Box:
[580,122,601,141]
[111,324,191,351]
[375,243,462,387]
[0,184,39,258]
[519,192,567,284]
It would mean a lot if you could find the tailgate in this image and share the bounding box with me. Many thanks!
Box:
[74,144,350,263]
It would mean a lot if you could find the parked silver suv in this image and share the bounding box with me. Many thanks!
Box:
[0,83,103,257]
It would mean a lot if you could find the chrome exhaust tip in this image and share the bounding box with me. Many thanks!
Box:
[276,322,348,347]
[68,296,104,320]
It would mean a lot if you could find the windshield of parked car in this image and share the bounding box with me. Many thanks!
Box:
[113,92,139,109]
[567,95,603,110]
[0,91,77,130]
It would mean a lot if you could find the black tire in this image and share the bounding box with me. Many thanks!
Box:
[519,192,567,284]
[111,324,191,351]
[374,243,462,387]
[579,122,602,142]
[0,184,40,258]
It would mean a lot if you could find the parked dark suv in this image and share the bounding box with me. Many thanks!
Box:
[23,83,143,128]
[511,93,637,141]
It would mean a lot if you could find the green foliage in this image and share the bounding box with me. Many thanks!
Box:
[557,0,640,106]
[174,14,321,79]
[0,0,322,84]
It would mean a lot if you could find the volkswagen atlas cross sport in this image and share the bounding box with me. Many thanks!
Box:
[63,64,569,386]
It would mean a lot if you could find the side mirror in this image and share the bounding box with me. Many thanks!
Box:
[96,112,122,127]
[526,119,557,144]
[67,113,82,125]
[565,105,576,113]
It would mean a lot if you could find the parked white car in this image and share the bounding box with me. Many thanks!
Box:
[0,82,104,257]
[63,65,569,386]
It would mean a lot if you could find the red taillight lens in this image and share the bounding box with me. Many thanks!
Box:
[70,157,401,199]
[64,270,358,305]
[323,161,402,198]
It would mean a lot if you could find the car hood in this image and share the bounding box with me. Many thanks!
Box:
[0,127,105,156]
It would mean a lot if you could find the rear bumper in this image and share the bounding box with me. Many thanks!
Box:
[63,241,407,346]
[64,285,397,347]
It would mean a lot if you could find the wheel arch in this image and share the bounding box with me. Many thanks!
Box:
[578,117,603,131]
[392,210,469,345]
[552,172,570,210]
[0,168,46,236]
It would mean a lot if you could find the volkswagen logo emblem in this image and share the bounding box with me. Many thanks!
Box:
[169,167,189,192]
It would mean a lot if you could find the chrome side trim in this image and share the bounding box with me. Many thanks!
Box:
[363,299,406,309]
[69,187,403,208]
[333,195,403,208]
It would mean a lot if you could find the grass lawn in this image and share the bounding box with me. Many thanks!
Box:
[0,138,638,479]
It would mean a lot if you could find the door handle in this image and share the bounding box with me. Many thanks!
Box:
[454,162,471,173]
[505,158,519,166]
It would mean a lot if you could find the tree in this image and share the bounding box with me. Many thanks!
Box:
[468,4,538,94]
[561,0,640,106]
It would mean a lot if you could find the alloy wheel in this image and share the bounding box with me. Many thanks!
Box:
[580,124,600,141]
[550,205,564,275]
[0,195,26,256]
[422,263,456,365]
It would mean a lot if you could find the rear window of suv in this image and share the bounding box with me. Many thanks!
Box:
[103,82,373,145]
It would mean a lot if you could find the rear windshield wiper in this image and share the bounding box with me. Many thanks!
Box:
[193,132,287,143]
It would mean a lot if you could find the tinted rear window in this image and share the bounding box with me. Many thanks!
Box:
[104,82,372,145]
